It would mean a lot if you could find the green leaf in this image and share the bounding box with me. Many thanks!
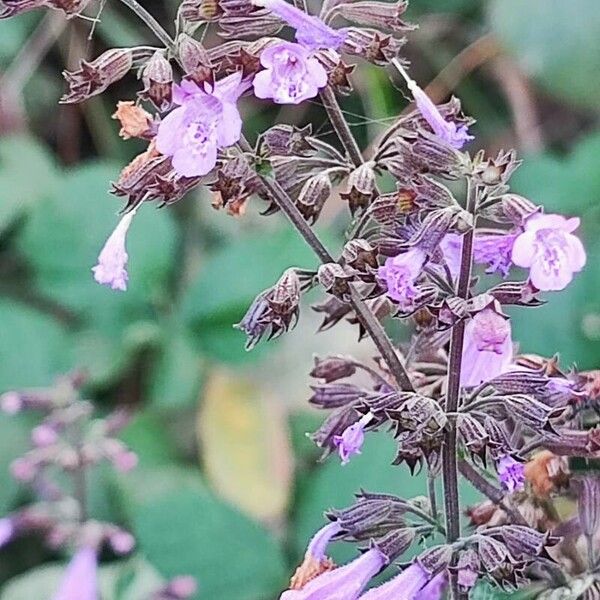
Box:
[0,136,58,236]
[488,0,600,110]
[120,411,179,467]
[0,557,164,600]
[0,16,37,61]
[17,162,177,385]
[118,467,287,600]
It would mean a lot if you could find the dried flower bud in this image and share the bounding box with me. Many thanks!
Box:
[312,296,353,331]
[111,101,153,140]
[373,528,417,562]
[315,49,355,95]
[417,545,453,576]
[491,525,557,560]
[211,155,261,215]
[260,124,314,157]
[488,280,544,307]
[318,263,354,301]
[578,476,600,540]
[342,28,405,65]
[61,48,138,104]
[412,175,458,211]
[328,494,409,541]
[309,383,365,408]
[296,174,332,224]
[176,34,213,84]
[310,356,357,384]
[476,536,522,587]
[457,414,488,463]
[501,194,539,226]
[342,239,378,273]
[1,0,90,18]
[335,1,414,33]
[219,9,282,39]
[456,549,480,592]
[139,51,173,111]
[428,297,468,330]
[340,162,377,215]
[410,135,469,179]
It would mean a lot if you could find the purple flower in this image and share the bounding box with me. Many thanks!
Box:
[254,41,328,104]
[333,413,372,465]
[0,517,15,548]
[473,233,516,278]
[512,213,586,291]
[460,305,513,388]
[92,209,136,291]
[281,547,387,600]
[253,0,346,50]
[356,563,430,600]
[441,233,515,280]
[156,73,248,177]
[393,60,472,149]
[378,248,426,308]
[497,455,525,493]
[457,567,477,592]
[306,522,342,561]
[53,546,98,600]
[419,572,447,600]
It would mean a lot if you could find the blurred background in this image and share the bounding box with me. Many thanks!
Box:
[0,0,599,598]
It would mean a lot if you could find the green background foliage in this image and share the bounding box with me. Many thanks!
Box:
[0,0,599,597]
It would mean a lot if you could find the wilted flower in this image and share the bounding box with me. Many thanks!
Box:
[512,213,586,291]
[290,522,341,590]
[253,41,328,104]
[497,455,525,493]
[393,60,473,149]
[112,101,153,139]
[334,413,373,465]
[156,74,249,177]
[53,546,98,600]
[92,209,137,292]
[356,562,430,600]
[377,248,426,308]
[253,0,346,50]
[460,304,513,388]
[281,547,387,599]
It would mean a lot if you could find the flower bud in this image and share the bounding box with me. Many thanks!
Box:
[501,194,539,226]
[342,28,404,65]
[139,51,173,111]
[310,356,357,383]
[296,173,332,224]
[342,239,378,273]
[177,34,213,84]
[318,263,354,301]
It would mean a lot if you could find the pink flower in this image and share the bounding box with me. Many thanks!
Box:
[253,41,328,104]
[511,213,586,291]
[333,413,372,465]
[92,210,136,291]
[497,455,525,493]
[53,546,98,600]
[460,305,513,388]
[378,248,426,308]
[253,0,346,50]
[156,73,248,177]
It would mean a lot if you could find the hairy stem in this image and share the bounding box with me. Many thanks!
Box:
[319,86,364,168]
[116,0,175,50]
[238,136,413,391]
[442,180,476,599]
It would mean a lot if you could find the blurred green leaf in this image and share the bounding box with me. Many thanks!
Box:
[0,557,164,600]
[119,467,287,600]
[198,368,292,522]
[182,228,321,364]
[147,327,204,411]
[489,0,600,110]
[0,299,70,389]
[17,162,177,385]
[0,16,36,61]
[0,414,32,515]
[120,411,179,467]
[0,136,58,237]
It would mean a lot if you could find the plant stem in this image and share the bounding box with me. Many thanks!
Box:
[238,136,413,391]
[116,0,175,50]
[319,86,364,168]
[442,180,476,599]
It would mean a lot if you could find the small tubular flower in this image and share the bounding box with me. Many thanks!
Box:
[392,60,472,149]
[356,563,430,600]
[511,213,586,291]
[92,209,137,292]
[280,546,387,600]
[253,41,328,104]
[53,546,98,600]
[253,0,346,50]
[378,248,426,309]
[497,455,525,493]
[334,413,373,465]
[460,304,513,388]
[156,73,249,177]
